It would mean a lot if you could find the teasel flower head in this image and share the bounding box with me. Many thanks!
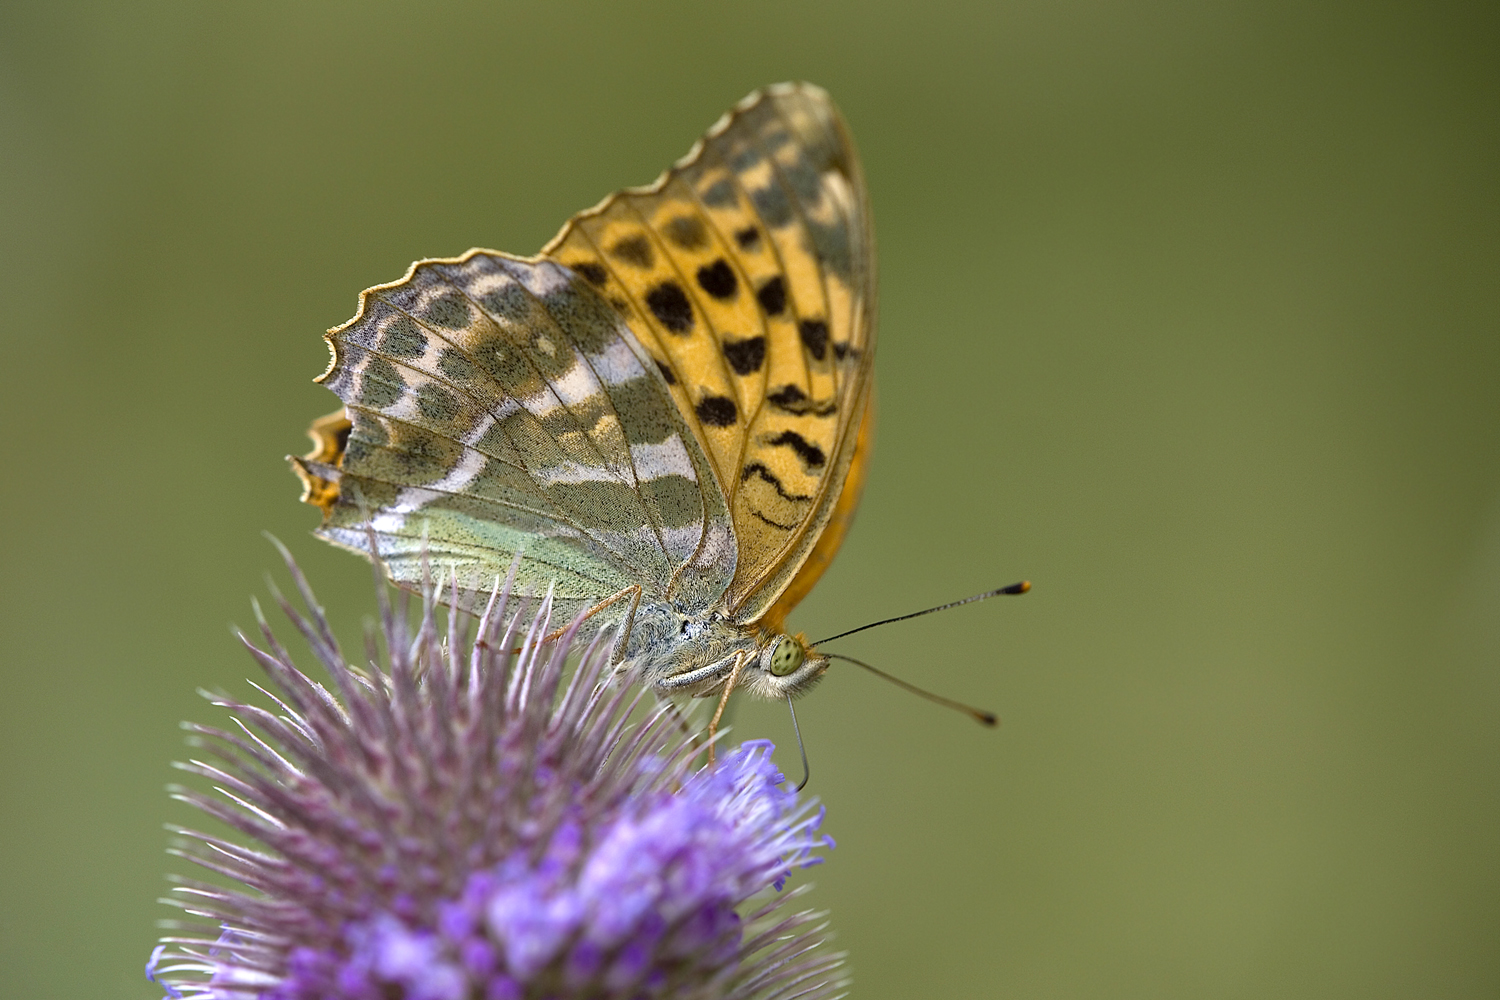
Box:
[148,547,843,1000]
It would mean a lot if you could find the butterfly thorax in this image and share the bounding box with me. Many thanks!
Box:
[620,602,828,701]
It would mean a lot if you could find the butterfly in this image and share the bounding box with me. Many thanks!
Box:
[292,83,874,723]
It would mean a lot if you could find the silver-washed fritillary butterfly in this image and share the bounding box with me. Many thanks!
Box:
[293,83,874,716]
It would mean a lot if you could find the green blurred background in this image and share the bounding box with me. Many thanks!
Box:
[3,1,1496,997]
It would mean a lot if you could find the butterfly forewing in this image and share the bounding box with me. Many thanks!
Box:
[544,82,876,624]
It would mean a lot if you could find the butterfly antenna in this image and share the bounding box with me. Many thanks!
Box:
[811,581,1031,646]
[825,653,998,727]
[786,693,811,792]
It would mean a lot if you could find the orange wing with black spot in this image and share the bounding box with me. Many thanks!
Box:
[543,82,876,624]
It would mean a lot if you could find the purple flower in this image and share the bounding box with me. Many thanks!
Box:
[148,551,843,999]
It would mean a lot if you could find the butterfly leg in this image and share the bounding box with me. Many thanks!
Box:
[705,651,748,766]
[607,584,644,666]
[536,584,643,651]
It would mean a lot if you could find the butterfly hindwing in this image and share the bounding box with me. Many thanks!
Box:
[543,82,876,624]
[293,251,736,625]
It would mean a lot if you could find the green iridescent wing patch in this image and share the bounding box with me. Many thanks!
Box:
[293,251,737,627]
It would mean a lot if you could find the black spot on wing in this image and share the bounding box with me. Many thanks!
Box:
[571,261,609,287]
[695,394,738,427]
[695,259,738,300]
[645,281,694,334]
[766,429,826,468]
[735,226,761,249]
[767,383,838,417]
[798,319,829,360]
[756,276,786,316]
[751,509,798,531]
[741,461,812,502]
[767,383,805,408]
[611,234,654,268]
[664,215,708,249]
[722,336,766,376]
[654,359,677,385]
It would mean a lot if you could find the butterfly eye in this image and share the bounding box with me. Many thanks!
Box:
[766,636,804,677]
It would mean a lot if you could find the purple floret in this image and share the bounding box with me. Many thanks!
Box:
[149,551,843,1000]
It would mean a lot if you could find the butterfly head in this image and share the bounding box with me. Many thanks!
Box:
[736,633,829,700]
